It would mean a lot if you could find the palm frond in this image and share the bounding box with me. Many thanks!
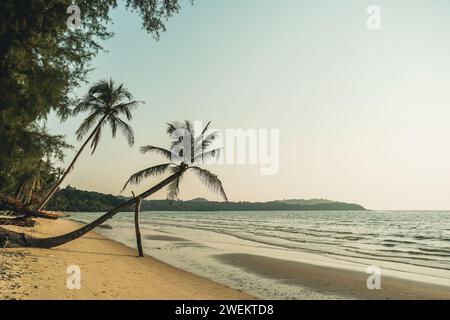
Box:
[194,148,221,164]
[201,121,211,135]
[87,79,110,103]
[114,116,135,146]
[189,166,228,201]
[167,176,181,201]
[183,120,195,159]
[90,125,103,155]
[166,121,197,163]
[75,110,104,141]
[121,163,173,193]
[194,130,219,155]
[114,100,143,120]
[200,131,218,148]
[109,116,118,138]
[183,120,194,137]
[113,84,133,103]
[193,121,212,146]
[140,145,176,161]
[166,121,181,135]
[72,97,102,115]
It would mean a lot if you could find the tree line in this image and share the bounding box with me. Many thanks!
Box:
[47,186,366,212]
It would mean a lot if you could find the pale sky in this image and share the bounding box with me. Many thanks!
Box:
[47,0,450,210]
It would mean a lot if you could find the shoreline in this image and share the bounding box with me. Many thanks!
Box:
[1,216,450,300]
[0,218,252,300]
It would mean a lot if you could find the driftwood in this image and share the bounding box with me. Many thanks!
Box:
[0,197,60,220]
[0,217,36,227]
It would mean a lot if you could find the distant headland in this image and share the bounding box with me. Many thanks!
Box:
[47,186,366,212]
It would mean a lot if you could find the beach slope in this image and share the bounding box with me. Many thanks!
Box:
[0,218,251,300]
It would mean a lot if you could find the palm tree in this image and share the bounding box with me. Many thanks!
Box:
[36,79,143,211]
[12,160,48,206]
[1,121,227,248]
[23,160,47,206]
[121,120,228,201]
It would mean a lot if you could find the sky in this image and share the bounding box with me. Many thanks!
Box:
[47,0,450,210]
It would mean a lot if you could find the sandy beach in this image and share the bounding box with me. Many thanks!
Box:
[1,216,450,300]
[0,218,251,300]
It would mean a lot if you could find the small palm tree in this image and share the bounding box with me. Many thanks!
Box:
[13,160,46,206]
[23,160,49,206]
[121,120,228,201]
[37,79,143,210]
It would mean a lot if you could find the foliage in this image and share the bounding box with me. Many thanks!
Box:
[47,186,127,212]
[0,0,189,201]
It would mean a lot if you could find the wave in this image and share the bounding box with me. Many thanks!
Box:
[383,239,419,245]
[68,210,450,271]
[413,235,435,240]
[419,247,450,255]
[379,249,450,258]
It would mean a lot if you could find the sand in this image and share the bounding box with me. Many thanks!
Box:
[217,253,450,300]
[0,218,251,300]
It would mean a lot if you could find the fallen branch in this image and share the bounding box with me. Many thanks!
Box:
[0,197,60,220]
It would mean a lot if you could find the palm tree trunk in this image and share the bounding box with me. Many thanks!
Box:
[0,197,59,219]
[25,179,37,206]
[36,117,107,211]
[6,182,24,215]
[15,170,184,248]
[15,182,25,202]
[134,195,144,257]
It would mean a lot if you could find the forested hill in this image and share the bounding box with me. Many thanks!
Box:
[46,187,366,212]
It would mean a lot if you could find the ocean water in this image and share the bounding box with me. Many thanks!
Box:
[68,210,450,299]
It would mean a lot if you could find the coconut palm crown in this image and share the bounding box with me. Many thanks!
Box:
[122,120,228,201]
[74,78,142,154]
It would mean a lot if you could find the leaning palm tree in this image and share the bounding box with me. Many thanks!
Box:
[1,121,227,248]
[36,79,143,210]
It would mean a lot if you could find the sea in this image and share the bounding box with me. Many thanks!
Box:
[68,210,450,299]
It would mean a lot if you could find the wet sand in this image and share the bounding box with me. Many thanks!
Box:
[144,235,188,242]
[217,253,450,300]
